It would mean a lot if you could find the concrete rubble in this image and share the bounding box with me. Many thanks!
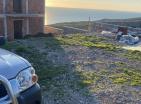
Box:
[118,34,139,45]
[116,27,140,45]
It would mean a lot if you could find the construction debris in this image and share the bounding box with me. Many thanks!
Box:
[101,31,112,35]
[114,26,140,45]
[118,27,128,35]
[118,34,139,45]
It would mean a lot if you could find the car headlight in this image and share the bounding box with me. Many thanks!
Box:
[16,67,38,92]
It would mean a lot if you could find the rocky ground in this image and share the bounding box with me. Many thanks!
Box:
[1,33,141,104]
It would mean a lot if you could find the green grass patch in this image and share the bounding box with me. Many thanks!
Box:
[73,71,101,89]
[81,41,118,51]
[38,65,67,81]
[45,37,63,49]
[124,50,141,61]
[110,68,141,86]
[45,34,120,51]
[110,73,129,84]
[1,42,31,53]
[1,42,20,50]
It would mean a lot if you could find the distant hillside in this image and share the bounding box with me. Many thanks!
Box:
[97,17,141,28]
[97,17,141,22]
[49,17,141,32]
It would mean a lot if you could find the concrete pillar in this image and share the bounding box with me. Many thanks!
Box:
[26,18,29,34]
[26,0,29,35]
[3,0,7,39]
[26,0,28,14]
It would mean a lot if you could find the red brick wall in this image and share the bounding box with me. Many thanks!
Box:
[21,18,27,36]
[28,0,45,14]
[5,0,45,14]
[6,17,44,40]
[0,18,4,36]
[29,17,44,35]
[1,0,44,40]
[0,0,3,13]
[22,0,26,13]
[7,17,14,40]
[6,0,13,13]
[7,17,28,40]
[6,0,26,13]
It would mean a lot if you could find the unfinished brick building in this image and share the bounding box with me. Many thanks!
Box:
[0,0,45,41]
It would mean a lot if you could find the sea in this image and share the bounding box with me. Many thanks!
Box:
[45,7,141,25]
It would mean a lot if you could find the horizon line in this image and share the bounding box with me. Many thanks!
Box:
[46,6,141,14]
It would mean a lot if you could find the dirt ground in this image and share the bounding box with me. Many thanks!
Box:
[2,33,141,104]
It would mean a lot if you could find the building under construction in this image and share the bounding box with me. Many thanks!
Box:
[0,0,45,41]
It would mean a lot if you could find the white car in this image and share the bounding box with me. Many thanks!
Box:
[0,48,41,104]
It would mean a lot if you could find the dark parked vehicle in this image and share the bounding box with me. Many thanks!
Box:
[0,48,41,104]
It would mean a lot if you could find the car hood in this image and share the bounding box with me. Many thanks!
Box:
[0,48,31,79]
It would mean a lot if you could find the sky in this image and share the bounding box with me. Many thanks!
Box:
[46,0,141,12]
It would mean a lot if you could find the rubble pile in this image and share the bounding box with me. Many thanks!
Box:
[118,34,139,45]
[116,27,140,45]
